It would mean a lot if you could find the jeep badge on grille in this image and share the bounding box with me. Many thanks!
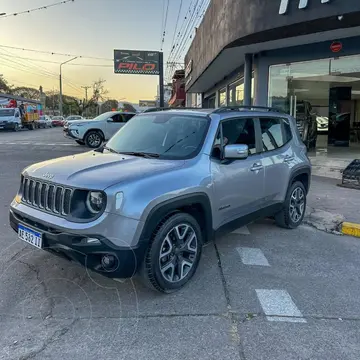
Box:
[42,173,54,180]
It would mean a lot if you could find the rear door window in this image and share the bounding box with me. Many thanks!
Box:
[259,117,292,152]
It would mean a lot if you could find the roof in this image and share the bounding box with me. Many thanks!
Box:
[0,93,41,105]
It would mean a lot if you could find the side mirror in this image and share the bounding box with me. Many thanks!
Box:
[224,144,249,159]
[106,118,113,122]
[15,113,20,118]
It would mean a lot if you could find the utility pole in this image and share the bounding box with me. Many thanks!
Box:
[81,85,91,117]
[59,56,78,116]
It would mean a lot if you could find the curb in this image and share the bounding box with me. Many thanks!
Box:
[341,222,360,238]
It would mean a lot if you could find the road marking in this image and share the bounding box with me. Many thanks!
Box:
[231,226,250,235]
[236,247,270,266]
[255,289,307,323]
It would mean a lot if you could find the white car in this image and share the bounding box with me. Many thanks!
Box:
[64,115,84,126]
[64,111,137,148]
[316,116,328,132]
[38,115,52,128]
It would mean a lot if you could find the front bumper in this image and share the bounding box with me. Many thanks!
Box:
[0,122,17,130]
[9,207,147,278]
[63,127,81,140]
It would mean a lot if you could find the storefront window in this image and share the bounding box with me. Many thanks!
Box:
[268,54,360,148]
[228,78,254,106]
[219,88,227,106]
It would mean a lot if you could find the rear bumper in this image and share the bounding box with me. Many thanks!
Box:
[9,208,147,278]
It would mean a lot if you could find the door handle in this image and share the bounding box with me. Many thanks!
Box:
[284,155,294,163]
[250,163,263,171]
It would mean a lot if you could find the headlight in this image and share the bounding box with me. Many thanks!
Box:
[86,191,105,214]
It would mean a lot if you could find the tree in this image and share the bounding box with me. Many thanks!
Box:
[0,75,12,93]
[81,78,109,117]
[11,86,40,100]
[100,99,118,113]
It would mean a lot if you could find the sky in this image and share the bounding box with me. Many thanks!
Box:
[0,0,200,103]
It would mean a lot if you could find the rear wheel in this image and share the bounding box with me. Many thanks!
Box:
[141,213,202,293]
[84,130,102,148]
[275,181,307,229]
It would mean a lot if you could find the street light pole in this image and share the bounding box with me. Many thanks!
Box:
[59,56,78,116]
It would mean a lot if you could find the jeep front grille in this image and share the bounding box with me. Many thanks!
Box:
[21,177,73,216]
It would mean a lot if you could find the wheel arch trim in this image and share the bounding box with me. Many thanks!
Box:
[139,193,213,245]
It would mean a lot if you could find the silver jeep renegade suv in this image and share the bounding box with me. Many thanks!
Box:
[10,106,311,293]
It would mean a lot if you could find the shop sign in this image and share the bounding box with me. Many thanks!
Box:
[279,0,331,15]
[330,41,342,53]
[185,60,193,78]
[114,50,160,75]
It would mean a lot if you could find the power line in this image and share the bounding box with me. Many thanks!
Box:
[159,0,166,49]
[0,44,113,61]
[0,53,113,67]
[0,0,75,19]
[160,0,170,51]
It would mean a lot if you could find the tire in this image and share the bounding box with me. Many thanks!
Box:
[76,140,85,145]
[275,181,307,229]
[140,212,203,293]
[12,123,19,132]
[28,123,35,131]
[84,130,102,148]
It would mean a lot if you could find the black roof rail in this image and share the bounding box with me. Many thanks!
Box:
[142,107,211,113]
[212,106,285,114]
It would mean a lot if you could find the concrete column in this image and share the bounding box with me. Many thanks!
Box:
[244,53,253,106]
[226,84,230,106]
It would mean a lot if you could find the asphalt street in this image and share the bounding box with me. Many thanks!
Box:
[0,128,360,360]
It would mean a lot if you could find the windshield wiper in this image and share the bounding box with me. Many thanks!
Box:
[120,151,160,158]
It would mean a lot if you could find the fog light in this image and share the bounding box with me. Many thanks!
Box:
[101,254,117,271]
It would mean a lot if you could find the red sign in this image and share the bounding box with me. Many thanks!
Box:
[330,42,342,53]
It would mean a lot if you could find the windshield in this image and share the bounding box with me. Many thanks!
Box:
[39,116,46,120]
[106,113,210,160]
[53,116,62,120]
[0,109,15,117]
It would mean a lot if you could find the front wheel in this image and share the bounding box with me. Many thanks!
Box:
[84,131,102,148]
[275,181,307,229]
[141,213,202,293]
[12,123,20,132]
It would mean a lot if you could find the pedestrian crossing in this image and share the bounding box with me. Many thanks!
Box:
[230,226,307,324]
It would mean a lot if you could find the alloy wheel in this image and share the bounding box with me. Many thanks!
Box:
[158,223,198,283]
[289,187,305,223]
[88,133,101,147]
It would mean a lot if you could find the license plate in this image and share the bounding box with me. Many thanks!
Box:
[18,224,43,249]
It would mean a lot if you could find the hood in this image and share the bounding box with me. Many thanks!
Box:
[0,116,16,122]
[316,117,328,125]
[23,151,185,190]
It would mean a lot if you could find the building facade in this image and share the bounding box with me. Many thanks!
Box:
[185,0,360,147]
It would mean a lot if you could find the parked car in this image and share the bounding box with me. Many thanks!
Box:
[51,116,65,127]
[38,115,52,128]
[64,111,136,147]
[316,116,328,133]
[10,106,311,293]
